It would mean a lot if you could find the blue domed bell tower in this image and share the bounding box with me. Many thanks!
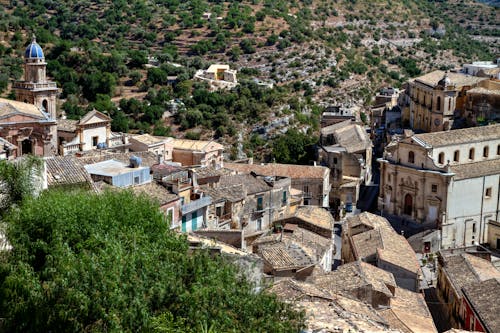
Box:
[13,35,58,120]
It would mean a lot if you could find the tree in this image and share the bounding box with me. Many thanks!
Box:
[0,156,43,213]
[272,129,316,164]
[0,190,304,332]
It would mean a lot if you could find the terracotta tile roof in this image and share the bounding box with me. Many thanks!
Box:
[259,242,315,271]
[312,261,396,298]
[294,206,334,231]
[268,279,392,332]
[441,253,500,298]
[218,174,270,194]
[450,159,500,180]
[57,118,78,132]
[378,287,437,333]
[413,70,486,87]
[467,87,500,96]
[200,184,245,203]
[129,182,179,205]
[44,156,94,189]
[348,212,420,274]
[170,138,223,151]
[77,151,160,168]
[0,98,51,120]
[462,279,500,333]
[190,166,233,178]
[130,134,171,145]
[224,162,329,180]
[412,124,500,148]
[321,122,371,153]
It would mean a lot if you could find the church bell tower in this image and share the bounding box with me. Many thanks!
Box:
[13,35,58,120]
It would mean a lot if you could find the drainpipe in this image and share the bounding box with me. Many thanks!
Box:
[479,176,485,244]
[496,178,500,222]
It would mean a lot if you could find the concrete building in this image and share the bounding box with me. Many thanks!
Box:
[57,110,128,155]
[201,173,291,241]
[318,120,372,210]
[225,162,330,207]
[378,124,500,248]
[463,79,500,125]
[193,64,238,91]
[462,61,498,77]
[84,158,151,188]
[407,70,486,132]
[487,220,500,250]
[129,134,173,162]
[341,212,421,291]
[171,138,224,168]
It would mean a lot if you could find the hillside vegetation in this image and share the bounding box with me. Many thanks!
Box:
[0,0,498,160]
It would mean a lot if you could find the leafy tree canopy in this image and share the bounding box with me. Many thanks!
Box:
[0,190,304,332]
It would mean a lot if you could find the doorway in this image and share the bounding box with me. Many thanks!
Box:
[21,139,32,155]
[404,194,413,216]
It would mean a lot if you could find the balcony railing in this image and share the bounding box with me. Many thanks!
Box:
[109,135,126,147]
[13,82,57,90]
[60,143,80,156]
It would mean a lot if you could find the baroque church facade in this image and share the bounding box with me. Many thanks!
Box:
[0,36,128,159]
[0,36,58,157]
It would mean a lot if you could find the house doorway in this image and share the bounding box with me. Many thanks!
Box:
[404,194,413,216]
[21,139,32,155]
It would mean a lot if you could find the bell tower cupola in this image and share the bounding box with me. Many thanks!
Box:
[13,34,58,120]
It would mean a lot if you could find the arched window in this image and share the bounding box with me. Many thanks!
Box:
[438,152,445,164]
[483,146,489,158]
[42,99,48,112]
[408,151,415,164]
[453,150,460,162]
[436,96,441,111]
[469,148,475,160]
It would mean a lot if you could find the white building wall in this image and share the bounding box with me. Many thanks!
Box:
[431,138,500,167]
[443,174,500,248]
[82,127,107,151]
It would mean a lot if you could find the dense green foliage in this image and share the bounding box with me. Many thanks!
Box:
[0,190,304,332]
[0,156,42,213]
[272,128,317,165]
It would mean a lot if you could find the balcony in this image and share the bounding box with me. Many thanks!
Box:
[60,143,80,156]
[181,196,212,215]
[13,81,57,91]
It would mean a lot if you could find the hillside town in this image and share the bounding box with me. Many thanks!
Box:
[1,28,500,333]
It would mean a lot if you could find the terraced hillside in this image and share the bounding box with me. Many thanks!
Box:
[0,0,498,160]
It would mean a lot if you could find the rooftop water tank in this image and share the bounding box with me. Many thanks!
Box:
[130,155,142,168]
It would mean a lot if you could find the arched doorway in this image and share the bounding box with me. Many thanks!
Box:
[404,194,413,216]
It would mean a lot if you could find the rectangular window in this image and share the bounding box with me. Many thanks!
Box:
[472,223,476,233]
[257,196,263,210]
[333,157,338,164]
[216,206,222,217]
[134,176,140,185]
[166,208,174,225]
[483,146,489,158]
[257,218,262,231]
[485,187,492,198]
[431,184,438,193]
[453,150,459,162]
[282,191,287,205]
[303,185,309,194]
[92,136,98,147]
